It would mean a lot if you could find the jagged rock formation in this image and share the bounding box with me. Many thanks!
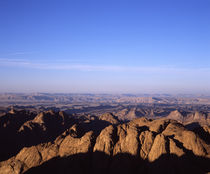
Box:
[0,111,209,174]
[167,110,210,126]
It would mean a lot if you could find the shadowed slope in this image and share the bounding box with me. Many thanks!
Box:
[24,152,210,174]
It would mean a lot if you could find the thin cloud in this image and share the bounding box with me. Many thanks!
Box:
[7,52,35,56]
[0,58,209,74]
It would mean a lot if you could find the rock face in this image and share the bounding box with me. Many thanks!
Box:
[113,124,139,156]
[16,146,42,169]
[148,134,167,162]
[59,131,94,157]
[139,130,155,159]
[0,111,209,174]
[93,125,116,155]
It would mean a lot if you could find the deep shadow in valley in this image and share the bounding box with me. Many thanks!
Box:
[25,151,210,174]
[185,122,210,144]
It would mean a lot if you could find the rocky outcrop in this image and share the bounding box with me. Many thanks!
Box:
[167,110,184,123]
[99,113,120,125]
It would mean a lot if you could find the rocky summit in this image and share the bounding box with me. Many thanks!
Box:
[0,110,209,174]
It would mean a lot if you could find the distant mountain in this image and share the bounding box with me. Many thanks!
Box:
[1,93,210,106]
[99,113,120,124]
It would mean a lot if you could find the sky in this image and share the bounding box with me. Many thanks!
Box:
[0,0,210,94]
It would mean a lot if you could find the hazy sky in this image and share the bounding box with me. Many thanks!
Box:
[0,0,210,94]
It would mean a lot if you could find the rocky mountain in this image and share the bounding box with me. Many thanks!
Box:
[166,110,210,126]
[166,110,185,123]
[0,110,209,174]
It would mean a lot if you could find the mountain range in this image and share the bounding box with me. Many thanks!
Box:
[0,109,209,174]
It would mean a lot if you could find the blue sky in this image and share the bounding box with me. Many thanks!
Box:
[0,0,210,94]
